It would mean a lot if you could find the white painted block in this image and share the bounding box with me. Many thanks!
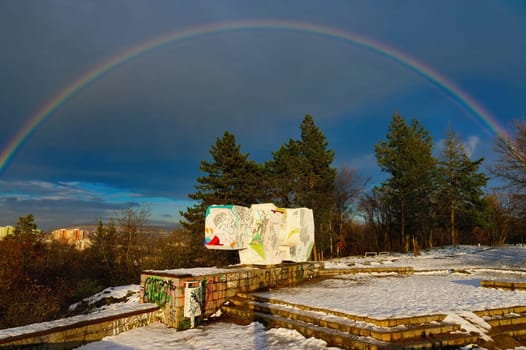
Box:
[204,205,251,250]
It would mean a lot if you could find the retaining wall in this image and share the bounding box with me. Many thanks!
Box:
[0,305,160,350]
[140,261,324,330]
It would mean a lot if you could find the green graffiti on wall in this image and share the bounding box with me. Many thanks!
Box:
[143,276,173,307]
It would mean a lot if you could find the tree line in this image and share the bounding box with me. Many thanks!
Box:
[1,112,526,329]
[180,113,525,258]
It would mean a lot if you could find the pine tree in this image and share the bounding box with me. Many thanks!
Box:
[299,115,337,258]
[13,214,39,238]
[375,113,436,251]
[179,131,265,265]
[436,129,488,245]
[265,138,302,207]
[90,218,119,285]
[266,115,336,258]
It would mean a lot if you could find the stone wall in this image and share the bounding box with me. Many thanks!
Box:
[140,261,324,330]
[0,305,160,350]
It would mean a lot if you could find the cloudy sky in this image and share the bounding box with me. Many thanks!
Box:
[1,1,525,230]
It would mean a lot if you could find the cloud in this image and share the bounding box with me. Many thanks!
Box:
[435,135,481,160]
[0,180,186,230]
[463,136,480,158]
[0,195,131,230]
[1,1,524,229]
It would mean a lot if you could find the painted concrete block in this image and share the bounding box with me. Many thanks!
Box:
[279,208,315,262]
[205,203,315,265]
[238,203,283,265]
[204,205,251,249]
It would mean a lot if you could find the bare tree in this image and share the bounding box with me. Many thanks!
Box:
[333,166,367,256]
[117,206,152,282]
[485,192,513,246]
[493,120,526,218]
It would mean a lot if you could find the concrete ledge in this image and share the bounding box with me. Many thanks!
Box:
[320,266,414,276]
[480,280,526,291]
[0,305,160,349]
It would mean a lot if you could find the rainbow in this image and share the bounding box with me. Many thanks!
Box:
[0,19,508,175]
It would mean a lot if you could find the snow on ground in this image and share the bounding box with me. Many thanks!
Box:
[257,272,526,318]
[0,285,149,340]
[144,266,254,277]
[76,245,526,349]
[76,322,340,350]
[68,285,141,313]
[325,245,526,271]
[13,245,526,349]
[264,245,525,318]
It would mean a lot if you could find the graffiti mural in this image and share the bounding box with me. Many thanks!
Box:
[143,276,174,307]
[204,205,251,249]
[205,203,315,265]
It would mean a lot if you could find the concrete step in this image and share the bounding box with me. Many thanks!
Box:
[223,293,479,349]
[227,296,460,342]
[485,314,526,328]
[222,304,479,350]
[320,267,414,276]
[222,304,389,350]
[474,306,526,318]
[237,292,447,327]
[473,306,526,337]
[489,324,526,337]
[480,280,526,291]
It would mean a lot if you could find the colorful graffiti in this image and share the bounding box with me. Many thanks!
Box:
[204,205,251,249]
[143,276,174,307]
[205,203,315,265]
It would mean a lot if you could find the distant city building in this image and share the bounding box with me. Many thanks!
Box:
[0,226,15,240]
[51,228,92,250]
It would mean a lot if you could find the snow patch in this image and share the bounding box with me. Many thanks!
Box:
[444,311,492,342]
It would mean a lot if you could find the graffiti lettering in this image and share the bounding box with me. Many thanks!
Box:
[143,276,174,307]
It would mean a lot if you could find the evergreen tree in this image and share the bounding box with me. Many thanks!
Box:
[90,218,118,285]
[436,129,488,245]
[298,115,337,258]
[13,214,39,238]
[179,131,265,265]
[375,113,436,251]
[266,115,336,258]
[265,138,302,207]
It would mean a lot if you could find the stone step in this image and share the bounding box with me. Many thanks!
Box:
[474,306,526,318]
[237,292,447,327]
[473,306,526,337]
[489,323,526,337]
[480,280,526,291]
[484,314,526,328]
[222,304,479,350]
[320,267,414,276]
[227,296,460,342]
[222,305,385,349]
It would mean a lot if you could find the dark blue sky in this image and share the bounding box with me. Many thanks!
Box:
[1,1,525,230]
